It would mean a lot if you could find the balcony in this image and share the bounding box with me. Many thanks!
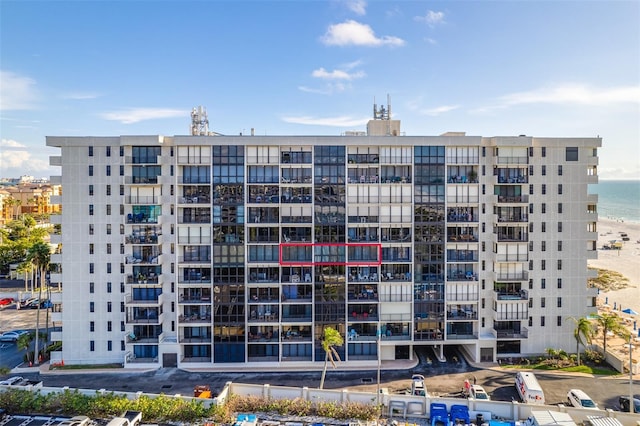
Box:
[495,271,528,281]
[125,195,160,204]
[493,327,529,339]
[125,292,165,306]
[496,195,529,204]
[127,310,163,325]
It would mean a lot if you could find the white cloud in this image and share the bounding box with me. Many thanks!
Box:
[474,83,640,113]
[498,83,640,106]
[0,70,39,111]
[414,10,446,27]
[419,105,460,116]
[424,37,437,45]
[0,149,50,172]
[99,108,186,124]
[282,115,370,127]
[0,138,27,148]
[320,20,405,47]
[345,0,366,16]
[61,92,102,100]
[311,67,366,81]
[298,83,350,95]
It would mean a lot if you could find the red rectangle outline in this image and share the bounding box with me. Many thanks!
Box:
[279,242,382,266]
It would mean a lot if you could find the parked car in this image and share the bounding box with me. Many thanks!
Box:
[566,388,598,410]
[468,384,491,400]
[20,297,38,307]
[58,416,91,426]
[618,395,640,412]
[27,299,52,309]
[0,297,14,306]
[0,376,24,385]
[0,330,29,342]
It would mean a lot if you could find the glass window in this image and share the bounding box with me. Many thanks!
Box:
[566,147,578,161]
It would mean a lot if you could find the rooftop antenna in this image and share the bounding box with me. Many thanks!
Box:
[373,95,391,121]
[191,106,209,136]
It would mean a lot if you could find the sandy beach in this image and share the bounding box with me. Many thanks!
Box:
[590,217,640,314]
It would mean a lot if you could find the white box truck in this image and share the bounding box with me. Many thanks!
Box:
[515,371,545,405]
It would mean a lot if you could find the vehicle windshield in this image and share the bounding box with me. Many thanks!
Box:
[475,392,489,399]
[581,399,596,407]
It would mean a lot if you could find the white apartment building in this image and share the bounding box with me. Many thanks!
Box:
[46,108,601,369]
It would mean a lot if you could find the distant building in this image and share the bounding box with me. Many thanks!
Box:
[0,182,61,225]
[45,104,601,369]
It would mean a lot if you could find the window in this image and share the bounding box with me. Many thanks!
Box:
[106,243,111,254]
[529,204,534,214]
[106,165,111,176]
[528,260,533,270]
[558,203,563,214]
[89,205,94,215]
[120,185,124,196]
[107,301,112,312]
[89,146,94,156]
[529,147,534,157]
[557,278,562,288]
[107,282,112,293]
[89,243,94,254]
[541,147,546,157]
[529,241,533,251]
[558,241,562,251]
[541,316,546,327]
[89,165,93,176]
[106,224,112,235]
[89,282,94,293]
[89,185,94,196]
[558,165,563,176]
[541,260,546,270]
[120,165,124,176]
[541,222,546,232]
[107,321,112,331]
[89,263,94,274]
[119,146,124,157]
[90,340,95,351]
[89,224,94,235]
[89,301,95,312]
[558,184,563,195]
[558,222,562,232]
[529,165,534,176]
[121,341,125,351]
[557,316,562,326]
[541,184,546,195]
[528,279,533,290]
[557,259,562,270]
[90,321,95,332]
[106,185,111,196]
[120,282,125,293]
[566,147,578,161]
[529,184,534,195]
[528,298,533,308]
[541,241,546,251]
[541,165,546,176]
[557,297,562,308]
[529,317,533,327]
[541,203,546,214]
[121,321,125,331]
[107,261,112,272]
[106,205,111,215]
[107,340,112,351]
[106,146,111,157]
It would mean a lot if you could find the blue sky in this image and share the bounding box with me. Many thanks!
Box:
[1,0,638,179]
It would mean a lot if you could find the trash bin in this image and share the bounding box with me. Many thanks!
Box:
[475,414,484,425]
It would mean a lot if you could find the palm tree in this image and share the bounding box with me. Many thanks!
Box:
[569,316,594,365]
[27,241,51,365]
[319,327,343,389]
[596,312,628,354]
[17,332,34,365]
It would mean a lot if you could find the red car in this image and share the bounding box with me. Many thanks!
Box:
[0,297,15,306]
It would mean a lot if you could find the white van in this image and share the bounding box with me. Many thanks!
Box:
[515,371,545,405]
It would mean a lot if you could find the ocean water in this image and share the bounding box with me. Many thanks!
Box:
[590,180,640,223]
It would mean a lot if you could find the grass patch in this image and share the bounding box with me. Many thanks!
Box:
[502,362,618,376]
[50,363,122,370]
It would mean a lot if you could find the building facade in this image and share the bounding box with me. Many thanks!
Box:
[46,114,601,369]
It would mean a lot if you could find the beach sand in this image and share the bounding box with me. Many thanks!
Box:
[589,218,640,371]
[590,218,640,314]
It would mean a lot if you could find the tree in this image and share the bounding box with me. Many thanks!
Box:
[27,241,51,365]
[569,316,594,365]
[596,312,628,354]
[319,327,343,389]
[17,332,34,365]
